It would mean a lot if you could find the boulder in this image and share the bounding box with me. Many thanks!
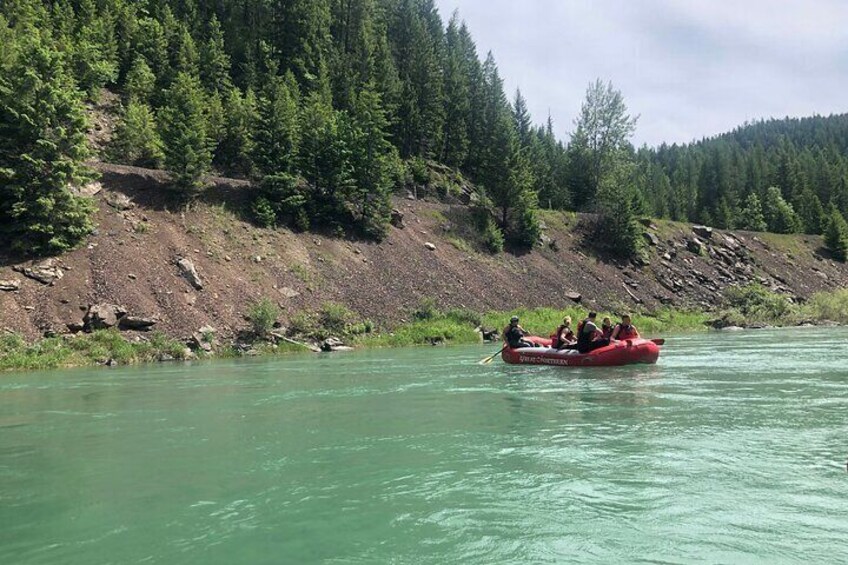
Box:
[565,291,582,303]
[0,279,20,292]
[83,304,128,331]
[118,316,157,331]
[390,208,405,228]
[692,225,713,240]
[14,259,64,285]
[321,337,353,352]
[643,232,659,246]
[190,325,216,352]
[177,258,203,290]
[687,238,703,255]
[66,321,85,334]
[279,286,300,299]
[424,242,436,251]
[104,192,134,210]
[480,327,500,342]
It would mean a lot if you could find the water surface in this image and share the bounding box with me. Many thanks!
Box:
[2,328,847,564]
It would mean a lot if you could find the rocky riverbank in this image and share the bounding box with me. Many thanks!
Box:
[1,164,847,358]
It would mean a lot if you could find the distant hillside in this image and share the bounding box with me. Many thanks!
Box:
[637,114,848,236]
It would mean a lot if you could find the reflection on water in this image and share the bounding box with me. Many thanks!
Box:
[1,328,848,564]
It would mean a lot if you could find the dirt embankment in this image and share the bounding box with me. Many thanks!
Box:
[2,164,847,341]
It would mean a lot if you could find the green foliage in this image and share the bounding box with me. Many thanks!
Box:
[110,100,163,167]
[763,186,801,234]
[803,289,848,324]
[0,39,95,256]
[796,189,826,234]
[723,284,798,325]
[253,72,300,176]
[247,298,280,338]
[568,79,638,209]
[253,173,310,230]
[593,162,644,258]
[158,71,212,197]
[481,216,505,253]
[823,207,848,261]
[124,55,156,103]
[0,330,187,372]
[215,88,257,177]
[345,85,397,239]
[739,193,768,231]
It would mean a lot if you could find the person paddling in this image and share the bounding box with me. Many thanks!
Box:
[503,316,536,349]
[611,314,640,341]
[576,312,610,354]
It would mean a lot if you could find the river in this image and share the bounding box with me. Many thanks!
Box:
[1,328,847,564]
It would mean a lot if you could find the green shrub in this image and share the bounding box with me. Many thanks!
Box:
[412,298,440,321]
[444,308,483,327]
[252,196,277,228]
[248,298,280,338]
[723,284,798,324]
[481,217,505,253]
[318,302,354,335]
[803,289,848,324]
[824,207,848,262]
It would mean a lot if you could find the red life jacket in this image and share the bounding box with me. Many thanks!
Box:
[615,324,638,340]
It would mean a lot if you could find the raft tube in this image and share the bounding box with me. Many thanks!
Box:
[501,336,660,367]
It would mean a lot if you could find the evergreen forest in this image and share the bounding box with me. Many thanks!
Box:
[1,0,847,261]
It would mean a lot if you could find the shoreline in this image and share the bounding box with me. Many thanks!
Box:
[3,289,846,373]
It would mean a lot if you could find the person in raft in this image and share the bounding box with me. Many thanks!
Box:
[552,316,576,349]
[601,317,614,339]
[611,314,640,340]
[576,312,611,354]
[504,316,537,349]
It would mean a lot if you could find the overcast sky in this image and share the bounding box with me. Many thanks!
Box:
[433,0,848,147]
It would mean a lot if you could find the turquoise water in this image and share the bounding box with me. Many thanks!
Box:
[2,328,847,564]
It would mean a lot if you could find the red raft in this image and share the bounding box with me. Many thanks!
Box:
[501,336,660,367]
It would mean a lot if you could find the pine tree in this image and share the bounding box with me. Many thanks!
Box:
[215,87,257,177]
[158,72,212,196]
[270,0,332,93]
[389,0,445,158]
[762,186,801,234]
[440,12,469,168]
[824,206,848,262]
[739,193,767,231]
[0,40,95,256]
[110,100,164,168]
[124,55,156,103]
[299,92,353,225]
[200,15,233,93]
[253,72,301,177]
[796,189,826,234]
[71,8,119,97]
[513,88,532,147]
[346,84,398,239]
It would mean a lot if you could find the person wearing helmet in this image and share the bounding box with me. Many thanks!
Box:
[503,316,536,349]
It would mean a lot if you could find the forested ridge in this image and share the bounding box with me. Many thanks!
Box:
[1,0,847,262]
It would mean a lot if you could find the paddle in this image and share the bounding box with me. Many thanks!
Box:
[479,345,507,365]
[651,338,665,346]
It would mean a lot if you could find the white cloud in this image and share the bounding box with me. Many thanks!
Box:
[434,0,848,145]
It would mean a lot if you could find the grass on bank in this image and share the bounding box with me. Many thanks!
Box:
[0,330,188,372]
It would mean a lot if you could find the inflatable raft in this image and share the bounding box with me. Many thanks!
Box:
[501,336,660,367]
